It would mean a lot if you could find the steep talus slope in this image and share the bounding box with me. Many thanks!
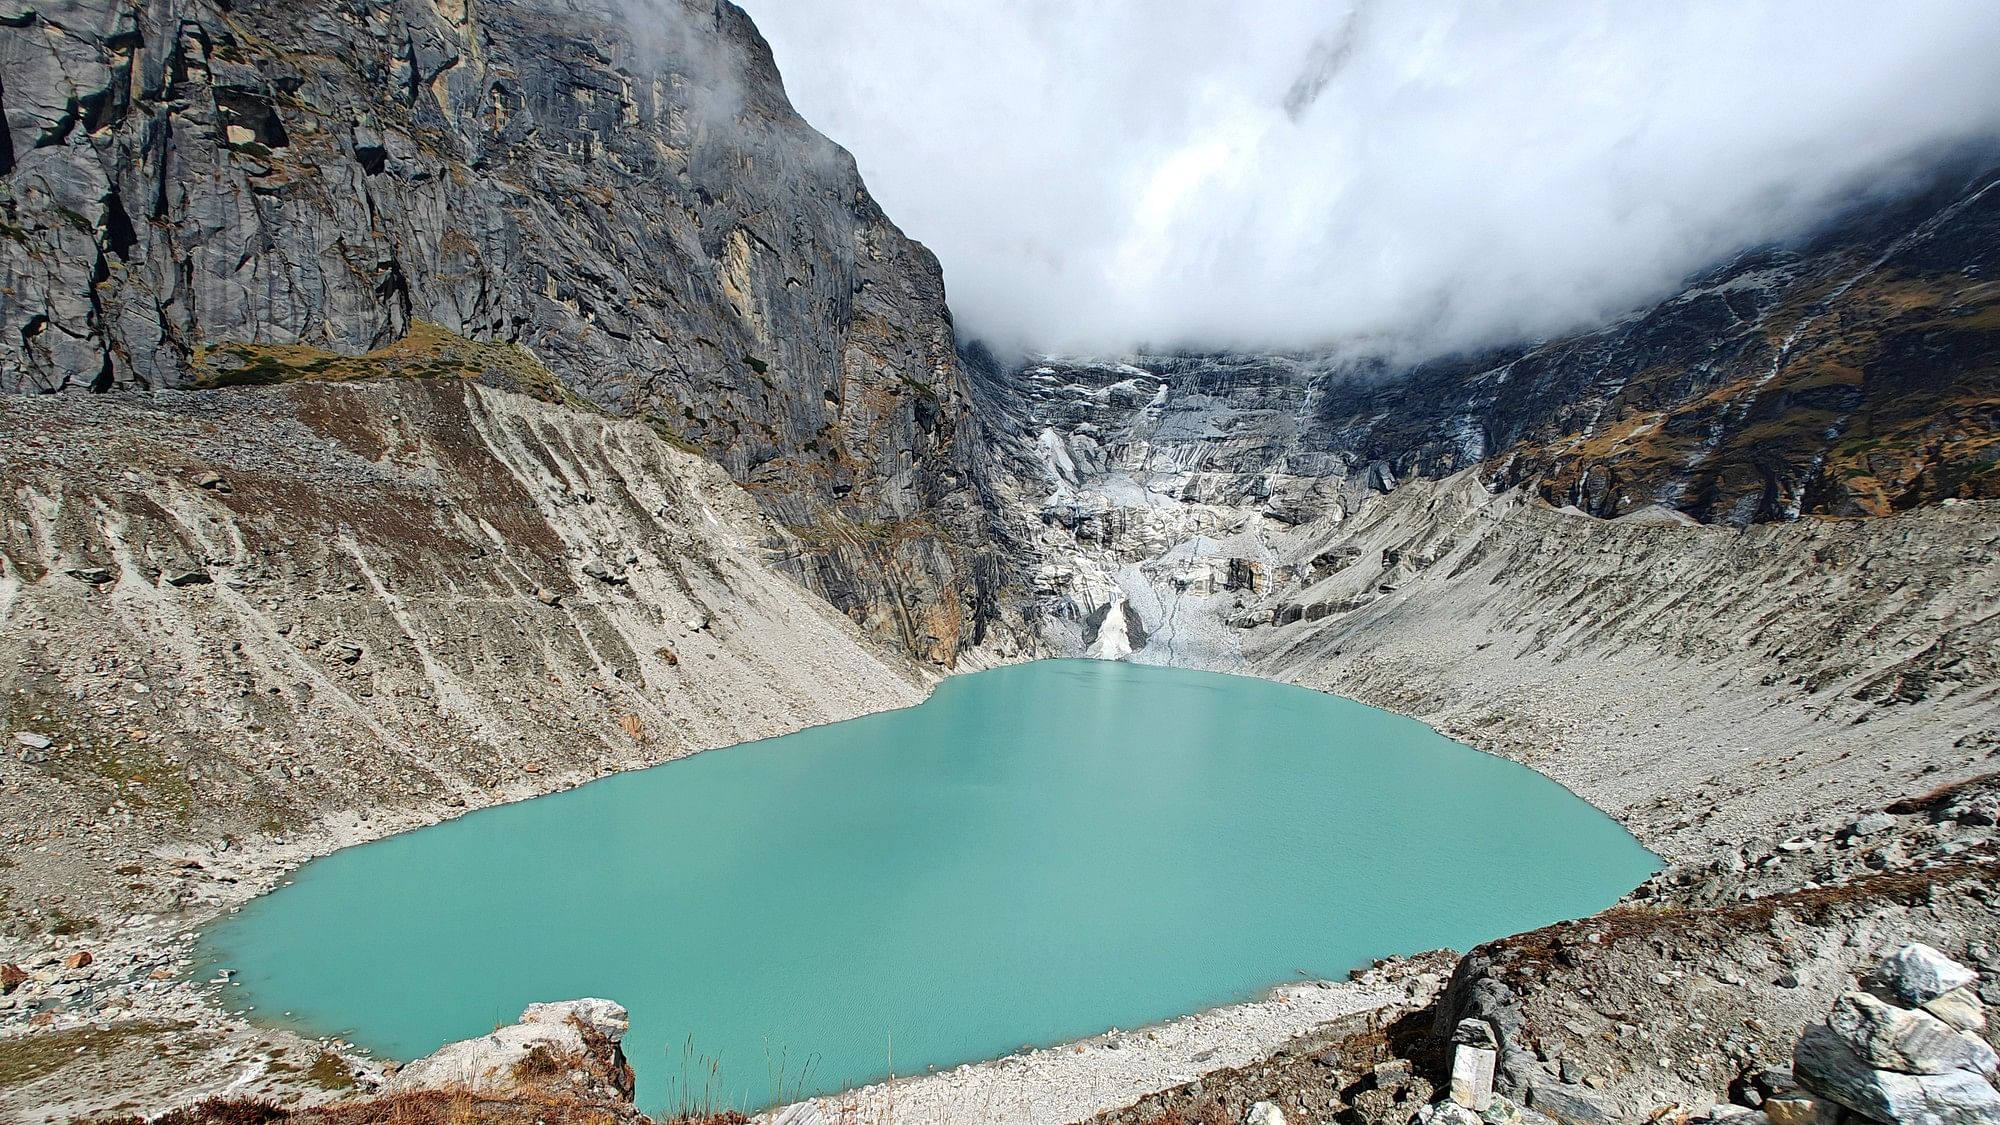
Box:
[1247,473,2000,863]
[0,375,936,1114]
[0,0,1020,662]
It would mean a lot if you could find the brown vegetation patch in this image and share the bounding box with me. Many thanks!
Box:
[191,322,580,407]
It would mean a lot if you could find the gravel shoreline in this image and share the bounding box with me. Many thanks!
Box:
[758,965,1441,1125]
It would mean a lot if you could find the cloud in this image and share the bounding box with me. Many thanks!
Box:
[733,0,2000,359]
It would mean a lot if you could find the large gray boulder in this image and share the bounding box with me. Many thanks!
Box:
[385,997,634,1102]
[1826,992,1998,1078]
[1867,945,1980,1008]
[1796,1027,2000,1125]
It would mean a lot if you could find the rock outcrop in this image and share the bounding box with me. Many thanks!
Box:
[386,998,635,1104]
[0,0,1020,662]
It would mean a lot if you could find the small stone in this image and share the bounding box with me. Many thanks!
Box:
[0,964,25,993]
[1848,811,1895,837]
[66,566,113,585]
[1866,943,1978,1007]
[165,569,213,587]
[1958,795,2000,827]
[1759,1094,1828,1125]
[13,732,52,750]
[534,587,563,607]
[1374,1057,1413,1088]
[193,471,231,492]
[1246,1102,1286,1125]
[62,951,92,969]
[582,561,628,586]
[1419,1103,1484,1125]
[1455,1018,1500,1050]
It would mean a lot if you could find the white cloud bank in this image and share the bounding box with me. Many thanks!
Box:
[735,0,2000,358]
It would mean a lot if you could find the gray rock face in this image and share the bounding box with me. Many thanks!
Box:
[0,0,1012,662]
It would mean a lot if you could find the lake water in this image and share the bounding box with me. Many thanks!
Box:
[198,660,1656,1112]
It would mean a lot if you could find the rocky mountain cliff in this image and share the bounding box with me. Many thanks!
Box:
[0,0,1018,663]
[989,158,1999,654]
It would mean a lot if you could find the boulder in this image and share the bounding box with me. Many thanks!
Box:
[1796,1024,2000,1124]
[384,998,633,1102]
[1867,944,1978,1007]
[1825,991,1998,1077]
[1924,988,1989,1034]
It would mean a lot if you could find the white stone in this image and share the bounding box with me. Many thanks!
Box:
[1451,1043,1498,1111]
[1245,1102,1286,1125]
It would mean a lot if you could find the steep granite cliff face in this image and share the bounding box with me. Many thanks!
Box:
[0,0,1017,662]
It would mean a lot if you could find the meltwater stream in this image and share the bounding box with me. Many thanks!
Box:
[198,661,1657,1112]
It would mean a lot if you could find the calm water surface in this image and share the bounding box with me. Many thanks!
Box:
[199,660,1656,1111]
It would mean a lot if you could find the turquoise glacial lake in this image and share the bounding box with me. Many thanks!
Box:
[199,660,1656,1112]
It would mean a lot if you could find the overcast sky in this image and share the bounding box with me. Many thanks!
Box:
[736,1,2000,359]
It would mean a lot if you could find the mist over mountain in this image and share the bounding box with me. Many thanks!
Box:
[740,0,2000,360]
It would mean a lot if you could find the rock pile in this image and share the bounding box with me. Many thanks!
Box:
[1786,944,2000,1124]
